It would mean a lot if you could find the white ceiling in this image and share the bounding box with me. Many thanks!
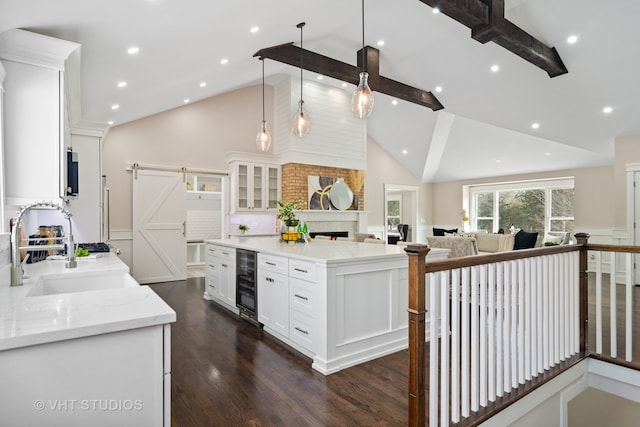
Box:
[1,0,638,182]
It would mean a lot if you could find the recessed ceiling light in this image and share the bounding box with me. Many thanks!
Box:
[127,46,139,55]
[184,99,190,104]
[200,82,207,87]
[531,122,540,129]
[491,64,500,72]
[495,159,502,163]
[402,149,408,155]
[108,120,114,125]
[250,26,259,33]
[432,7,440,14]
[220,58,228,65]
[567,35,578,44]
[317,75,323,80]
[377,40,385,47]
[117,81,127,88]
[341,82,348,87]
[435,86,442,93]
[603,106,613,114]
[392,100,398,106]
[544,152,552,156]
[111,104,119,110]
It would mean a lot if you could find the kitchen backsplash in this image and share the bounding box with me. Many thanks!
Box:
[228,214,277,235]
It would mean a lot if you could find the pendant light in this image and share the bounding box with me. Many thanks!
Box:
[352,0,374,118]
[292,22,310,138]
[256,57,272,151]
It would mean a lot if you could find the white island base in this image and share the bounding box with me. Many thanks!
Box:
[205,237,448,375]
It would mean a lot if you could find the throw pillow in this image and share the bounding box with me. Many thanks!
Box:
[433,227,458,236]
[514,230,538,250]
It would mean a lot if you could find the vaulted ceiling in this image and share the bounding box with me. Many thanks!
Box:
[1,0,637,182]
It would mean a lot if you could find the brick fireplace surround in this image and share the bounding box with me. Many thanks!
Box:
[280,163,365,210]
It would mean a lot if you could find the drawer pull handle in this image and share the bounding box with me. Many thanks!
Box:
[294,294,308,301]
[294,327,309,335]
[294,268,308,273]
[222,251,230,255]
[266,277,274,283]
[266,262,276,266]
[222,263,228,268]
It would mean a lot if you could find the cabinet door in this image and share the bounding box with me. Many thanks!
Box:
[251,164,263,210]
[236,163,250,210]
[265,165,281,210]
[257,269,289,337]
[222,260,236,308]
[3,61,62,207]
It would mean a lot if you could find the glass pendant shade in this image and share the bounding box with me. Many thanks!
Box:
[292,100,310,137]
[352,72,374,118]
[256,120,271,151]
[256,56,271,151]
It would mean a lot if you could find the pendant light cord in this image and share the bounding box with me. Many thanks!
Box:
[261,57,265,122]
[361,0,365,74]
[299,23,304,102]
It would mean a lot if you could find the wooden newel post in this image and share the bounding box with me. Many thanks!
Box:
[574,232,590,353]
[405,244,430,427]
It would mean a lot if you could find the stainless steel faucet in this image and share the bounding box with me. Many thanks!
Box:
[10,201,77,286]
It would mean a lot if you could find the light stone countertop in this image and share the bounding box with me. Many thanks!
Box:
[206,236,447,264]
[0,253,176,351]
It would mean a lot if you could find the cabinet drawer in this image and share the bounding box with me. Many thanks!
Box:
[258,253,288,275]
[218,247,235,262]
[290,277,317,316]
[290,310,316,352]
[289,259,317,282]
[206,245,235,262]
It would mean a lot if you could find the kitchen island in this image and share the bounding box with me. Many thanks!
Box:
[0,253,176,426]
[204,236,448,374]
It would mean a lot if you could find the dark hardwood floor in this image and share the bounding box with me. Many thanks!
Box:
[150,278,409,427]
[149,275,640,426]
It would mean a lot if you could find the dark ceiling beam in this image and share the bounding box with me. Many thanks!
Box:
[356,46,380,90]
[254,43,444,111]
[419,0,568,77]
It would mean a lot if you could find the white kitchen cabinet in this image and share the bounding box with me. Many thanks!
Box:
[0,29,80,218]
[204,243,237,313]
[0,323,171,427]
[0,62,5,231]
[257,253,289,337]
[230,161,280,212]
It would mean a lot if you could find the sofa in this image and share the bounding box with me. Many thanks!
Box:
[426,230,563,258]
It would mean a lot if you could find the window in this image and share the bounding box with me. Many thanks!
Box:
[387,197,401,233]
[466,178,574,235]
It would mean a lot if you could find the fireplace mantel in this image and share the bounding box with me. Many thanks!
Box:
[296,210,368,235]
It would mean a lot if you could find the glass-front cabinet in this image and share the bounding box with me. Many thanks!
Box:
[231,161,280,212]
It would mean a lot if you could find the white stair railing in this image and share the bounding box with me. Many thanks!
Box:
[426,250,580,426]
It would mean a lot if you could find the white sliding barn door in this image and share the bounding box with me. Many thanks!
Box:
[133,170,186,284]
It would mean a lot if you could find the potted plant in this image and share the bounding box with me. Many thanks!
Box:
[277,199,303,227]
[238,224,249,234]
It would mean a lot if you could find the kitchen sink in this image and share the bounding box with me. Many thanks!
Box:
[26,272,139,297]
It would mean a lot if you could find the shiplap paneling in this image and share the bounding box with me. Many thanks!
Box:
[274,77,366,170]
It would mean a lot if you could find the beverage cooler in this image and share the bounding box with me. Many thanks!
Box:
[235,249,258,325]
